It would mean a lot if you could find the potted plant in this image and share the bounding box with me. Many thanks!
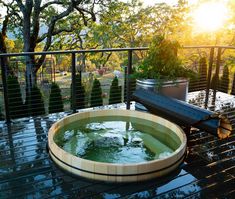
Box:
[134,35,194,107]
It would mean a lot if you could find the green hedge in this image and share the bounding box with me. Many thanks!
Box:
[231,73,235,95]
[7,75,24,118]
[71,74,85,110]
[109,76,121,104]
[90,78,103,107]
[0,106,3,120]
[30,85,45,116]
[189,57,207,92]
[219,65,229,93]
[49,82,64,113]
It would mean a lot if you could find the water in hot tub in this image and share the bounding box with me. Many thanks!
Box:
[54,116,175,164]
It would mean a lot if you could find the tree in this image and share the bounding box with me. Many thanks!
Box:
[90,78,103,107]
[0,0,112,89]
[49,82,63,113]
[109,76,121,104]
[56,55,71,72]
[85,1,191,68]
[48,0,192,54]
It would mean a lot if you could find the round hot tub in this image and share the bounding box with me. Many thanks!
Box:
[48,109,187,182]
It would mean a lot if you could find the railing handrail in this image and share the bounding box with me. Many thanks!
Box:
[183,45,235,49]
[0,47,149,57]
[1,45,235,57]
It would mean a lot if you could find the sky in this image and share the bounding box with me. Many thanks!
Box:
[143,0,178,5]
[0,1,199,15]
[141,0,198,6]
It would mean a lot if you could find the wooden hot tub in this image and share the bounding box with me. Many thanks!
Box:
[48,109,187,182]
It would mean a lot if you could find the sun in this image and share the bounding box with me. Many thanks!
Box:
[192,1,229,32]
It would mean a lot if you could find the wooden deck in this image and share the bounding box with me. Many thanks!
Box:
[0,108,235,199]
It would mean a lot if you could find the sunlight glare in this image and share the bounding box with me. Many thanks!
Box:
[192,1,229,32]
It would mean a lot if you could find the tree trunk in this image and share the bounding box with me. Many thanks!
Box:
[0,15,13,75]
[23,14,32,86]
[16,0,96,89]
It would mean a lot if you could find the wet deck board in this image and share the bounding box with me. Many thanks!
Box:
[0,113,235,199]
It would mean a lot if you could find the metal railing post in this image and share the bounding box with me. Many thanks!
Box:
[124,66,127,103]
[205,47,214,108]
[126,50,133,109]
[0,57,11,123]
[82,52,86,72]
[71,53,76,113]
[212,47,222,104]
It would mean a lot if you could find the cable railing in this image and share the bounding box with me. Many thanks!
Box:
[0,46,235,124]
[0,48,148,122]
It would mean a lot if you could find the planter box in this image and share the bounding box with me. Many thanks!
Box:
[135,78,188,110]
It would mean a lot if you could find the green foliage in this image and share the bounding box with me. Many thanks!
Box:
[30,86,45,116]
[71,74,85,110]
[109,76,121,104]
[219,65,229,93]
[134,35,194,81]
[49,83,64,113]
[90,78,103,107]
[7,75,24,119]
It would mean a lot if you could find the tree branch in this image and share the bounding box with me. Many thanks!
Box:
[35,0,97,72]
[0,0,23,22]
[40,0,64,12]
[15,0,26,14]
[36,27,75,43]
[35,2,75,71]
[75,7,96,25]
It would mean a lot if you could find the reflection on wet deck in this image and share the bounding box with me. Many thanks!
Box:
[0,110,235,198]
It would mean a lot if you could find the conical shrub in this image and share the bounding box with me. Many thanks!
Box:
[0,106,3,120]
[22,85,31,117]
[189,57,207,92]
[109,76,121,104]
[199,57,207,89]
[219,65,229,93]
[49,82,64,113]
[231,73,235,95]
[30,85,45,116]
[7,75,24,118]
[210,74,219,90]
[70,74,85,110]
[90,78,103,107]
